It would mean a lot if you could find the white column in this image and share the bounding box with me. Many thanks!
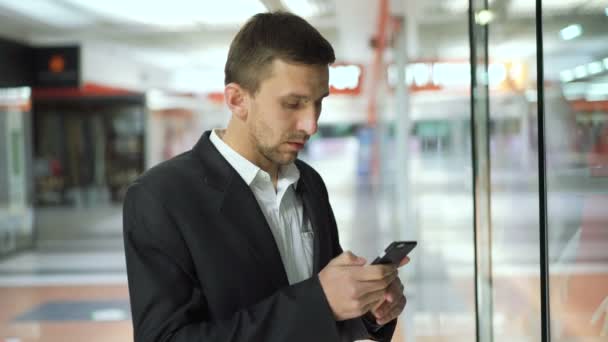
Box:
[397,1,419,341]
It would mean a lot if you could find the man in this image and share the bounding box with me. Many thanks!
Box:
[123,11,408,341]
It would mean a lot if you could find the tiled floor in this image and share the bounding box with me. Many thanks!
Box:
[0,285,132,342]
[0,247,127,288]
[0,284,406,341]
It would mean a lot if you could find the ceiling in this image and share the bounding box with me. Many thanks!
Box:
[0,0,606,91]
[0,0,342,70]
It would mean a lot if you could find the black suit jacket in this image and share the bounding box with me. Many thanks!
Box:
[123,131,397,341]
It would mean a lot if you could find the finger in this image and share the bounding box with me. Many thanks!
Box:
[398,256,411,268]
[377,312,397,325]
[387,295,407,319]
[372,301,384,312]
[372,299,392,317]
[378,296,407,324]
[374,291,403,319]
[387,278,403,303]
[358,288,387,309]
[372,277,400,305]
[357,278,395,304]
[369,277,401,312]
[362,298,385,315]
[331,251,367,266]
[381,301,405,324]
[356,265,397,281]
[357,272,398,295]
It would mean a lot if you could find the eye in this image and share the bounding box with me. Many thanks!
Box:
[283,102,300,109]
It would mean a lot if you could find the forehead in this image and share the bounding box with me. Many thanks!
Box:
[258,59,329,98]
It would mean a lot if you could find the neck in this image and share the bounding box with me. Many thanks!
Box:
[220,121,280,181]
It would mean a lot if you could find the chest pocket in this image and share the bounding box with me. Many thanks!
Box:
[299,215,314,277]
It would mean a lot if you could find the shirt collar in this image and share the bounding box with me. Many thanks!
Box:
[278,162,300,190]
[209,129,300,189]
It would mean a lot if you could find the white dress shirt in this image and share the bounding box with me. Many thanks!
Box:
[209,129,314,284]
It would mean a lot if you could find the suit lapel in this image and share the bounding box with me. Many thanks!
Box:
[220,179,289,288]
[296,167,331,274]
[195,132,288,289]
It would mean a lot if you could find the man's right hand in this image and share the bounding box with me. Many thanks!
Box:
[318,251,397,321]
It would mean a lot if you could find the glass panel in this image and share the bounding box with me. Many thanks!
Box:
[486,0,543,341]
[0,87,34,256]
[541,1,608,340]
[33,101,145,207]
[32,99,145,246]
[378,1,476,341]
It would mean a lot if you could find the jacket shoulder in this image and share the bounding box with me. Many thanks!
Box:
[130,150,201,197]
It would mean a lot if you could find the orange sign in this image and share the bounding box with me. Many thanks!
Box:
[49,55,65,73]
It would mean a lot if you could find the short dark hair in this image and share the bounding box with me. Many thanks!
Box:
[224,11,335,94]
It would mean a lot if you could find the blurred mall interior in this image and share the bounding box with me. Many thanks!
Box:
[0,0,607,341]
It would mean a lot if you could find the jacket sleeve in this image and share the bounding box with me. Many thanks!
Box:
[123,182,340,342]
[319,176,398,342]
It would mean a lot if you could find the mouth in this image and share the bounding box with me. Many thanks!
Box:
[286,141,306,151]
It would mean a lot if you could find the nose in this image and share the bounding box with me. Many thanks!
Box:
[297,106,319,136]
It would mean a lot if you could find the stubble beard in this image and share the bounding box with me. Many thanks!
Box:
[256,134,298,167]
[250,121,297,167]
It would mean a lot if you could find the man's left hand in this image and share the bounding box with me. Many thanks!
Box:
[369,256,409,325]
[370,277,406,325]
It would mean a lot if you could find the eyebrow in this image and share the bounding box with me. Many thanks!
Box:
[282,92,330,101]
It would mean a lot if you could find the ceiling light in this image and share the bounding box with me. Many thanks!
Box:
[475,10,495,25]
[560,24,582,40]
[329,65,361,90]
[0,0,92,27]
[574,65,588,79]
[605,7,608,16]
[560,70,574,83]
[412,63,431,86]
[433,63,471,86]
[62,0,267,28]
[604,58,608,69]
[587,61,604,75]
[282,0,321,17]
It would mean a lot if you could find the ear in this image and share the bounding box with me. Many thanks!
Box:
[224,83,249,120]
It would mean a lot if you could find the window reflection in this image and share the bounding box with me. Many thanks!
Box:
[543,1,608,339]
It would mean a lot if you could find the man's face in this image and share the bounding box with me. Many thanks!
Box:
[244,59,329,167]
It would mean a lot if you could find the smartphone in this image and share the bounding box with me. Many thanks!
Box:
[371,241,417,266]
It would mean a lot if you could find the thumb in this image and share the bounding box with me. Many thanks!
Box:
[330,251,367,266]
[398,256,411,268]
